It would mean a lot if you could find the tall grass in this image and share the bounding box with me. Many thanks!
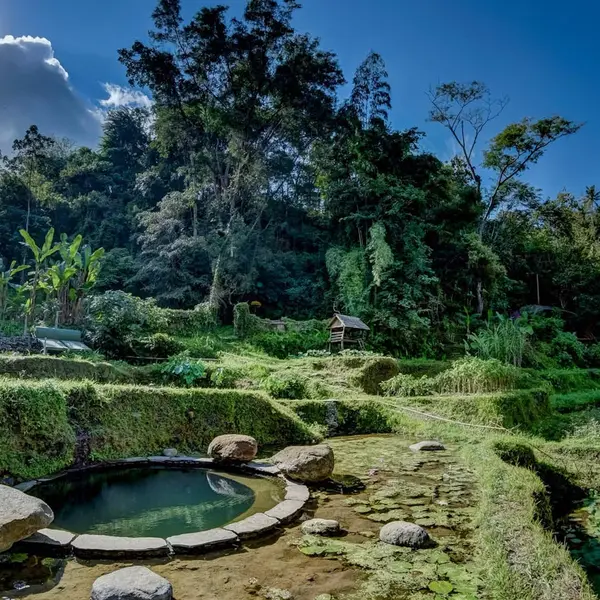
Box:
[467,314,532,367]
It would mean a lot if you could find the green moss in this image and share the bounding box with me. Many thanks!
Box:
[0,379,314,480]
[0,379,75,480]
[0,355,133,383]
[282,398,395,435]
[491,439,537,469]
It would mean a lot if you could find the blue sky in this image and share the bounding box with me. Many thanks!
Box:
[0,0,597,198]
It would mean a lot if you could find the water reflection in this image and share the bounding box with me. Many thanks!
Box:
[31,467,255,538]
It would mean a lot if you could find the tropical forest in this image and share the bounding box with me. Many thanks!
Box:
[1,1,600,600]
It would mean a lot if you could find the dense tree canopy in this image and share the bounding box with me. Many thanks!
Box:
[0,0,592,355]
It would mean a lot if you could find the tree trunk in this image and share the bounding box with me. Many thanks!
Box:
[476,279,484,315]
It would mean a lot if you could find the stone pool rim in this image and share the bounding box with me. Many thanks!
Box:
[12,456,310,559]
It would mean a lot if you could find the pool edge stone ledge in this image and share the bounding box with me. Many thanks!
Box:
[13,458,311,559]
[72,534,171,559]
[166,527,239,554]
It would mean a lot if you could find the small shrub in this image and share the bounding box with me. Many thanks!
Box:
[180,334,225,359]
[351,357,400,395]
[585,344,600,367]
[548,331,587,367]
[134,333,184,358]
[86,291,167,358]
[160,352,207,387]
[209,366,246,388]
[263,372,309,399]
[381,373,435,397]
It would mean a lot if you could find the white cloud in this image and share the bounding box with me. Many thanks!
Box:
[100,83,152,109]
[0,35,102,153]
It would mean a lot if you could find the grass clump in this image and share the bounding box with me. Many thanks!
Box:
[351,357,399,395]
[262,371,312,399]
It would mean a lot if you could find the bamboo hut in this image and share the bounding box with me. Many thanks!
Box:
[328,313,370,351]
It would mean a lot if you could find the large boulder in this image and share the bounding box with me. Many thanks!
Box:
[91,566,172,600]
[379,521,430,548]
[0,485,54,552]
[270,445,334,483]
[208,434,258,463]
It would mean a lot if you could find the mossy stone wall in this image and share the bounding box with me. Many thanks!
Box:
[0,379,314,481]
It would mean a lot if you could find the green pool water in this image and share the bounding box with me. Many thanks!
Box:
[31,467,275,538]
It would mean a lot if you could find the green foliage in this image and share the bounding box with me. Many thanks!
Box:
[209,365,246,389]
[263,372,310,399]
[86,290,167,358]
[160,352,207,387]
[250,330,328,359]
[134,332,184,358]
[397,388,551,430]
[161,305,218,336]
[552,390,600,414]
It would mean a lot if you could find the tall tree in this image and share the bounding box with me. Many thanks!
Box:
[428,81,581,312]
[119,0,343,309]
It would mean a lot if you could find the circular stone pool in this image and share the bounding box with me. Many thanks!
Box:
[30,466,284,539]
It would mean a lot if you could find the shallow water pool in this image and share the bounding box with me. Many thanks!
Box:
[31,467,282,538]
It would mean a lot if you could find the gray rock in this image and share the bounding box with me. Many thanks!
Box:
[14,528,76,556]
[72,534,170,558]
[379,521,430,548]
[300,518,341,536]
[162,448,178,457]
[208,434,258,462]
[224,513,279,539]
[270,445,334,482]
[284,483,310,502]
[167,528,238,553]
[0,484,54,552]
[265,500,305,524]
[409,441,445,452]
[91,566,172,600]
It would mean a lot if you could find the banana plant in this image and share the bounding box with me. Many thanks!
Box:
[0,260,29,320]
[19,228,60,334]
[41,234,105,326]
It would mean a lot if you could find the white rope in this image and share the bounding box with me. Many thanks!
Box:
[374,398,512,432]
